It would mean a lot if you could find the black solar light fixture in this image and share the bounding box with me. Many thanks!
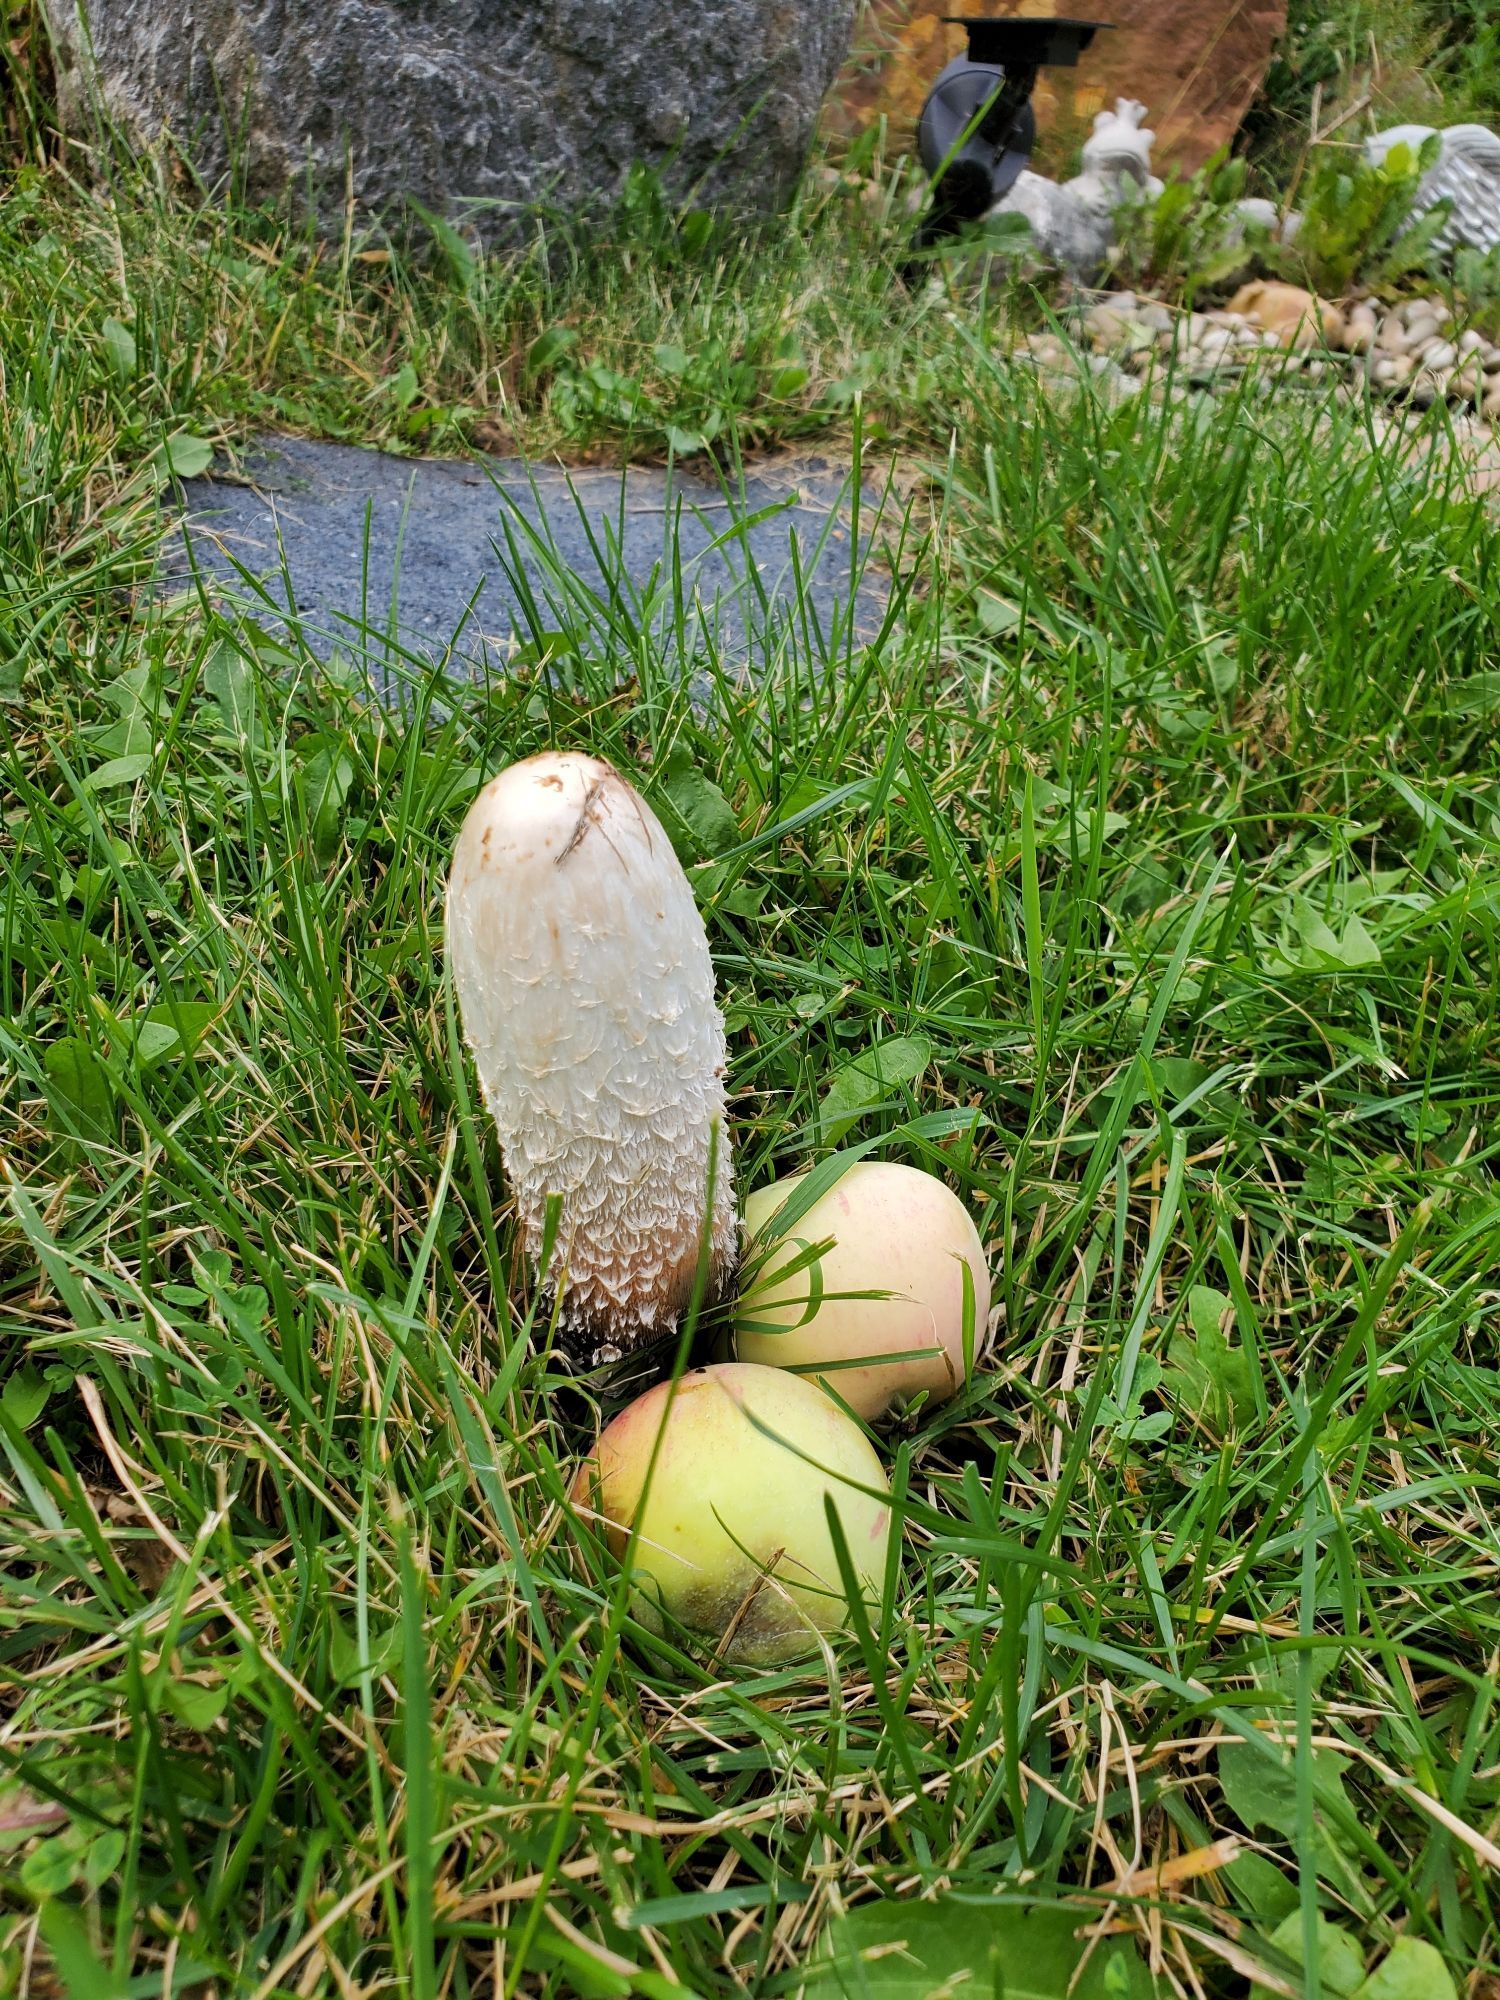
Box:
[915,16,1111,243]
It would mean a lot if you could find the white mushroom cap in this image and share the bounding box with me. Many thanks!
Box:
[445,751,737,1362]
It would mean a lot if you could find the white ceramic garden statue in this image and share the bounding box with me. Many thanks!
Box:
[1077,98,1165,205]
[1365,123,1500,255]
[990,98,1163,274]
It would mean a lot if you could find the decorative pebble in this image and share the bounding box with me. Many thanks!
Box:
[1453,360,1484,399]
[1084,300,1138,350]
[1018,333,1075,373]
[1343,308,1378,353]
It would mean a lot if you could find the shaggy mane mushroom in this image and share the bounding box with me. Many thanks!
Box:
[445,751,737,1363]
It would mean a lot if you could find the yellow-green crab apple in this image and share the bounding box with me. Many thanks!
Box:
[573,1362,891,1663]
[733,1161,990,1421]
[445,752,737,1364]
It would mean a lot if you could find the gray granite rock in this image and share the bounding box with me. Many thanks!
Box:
[163,436,887,687]
[42,0,852,242]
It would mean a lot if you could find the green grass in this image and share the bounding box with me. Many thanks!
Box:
[3,117,1500,2000]
[1242,0,1500,185]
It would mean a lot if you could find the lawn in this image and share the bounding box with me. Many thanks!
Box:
[2,62,1500,2000]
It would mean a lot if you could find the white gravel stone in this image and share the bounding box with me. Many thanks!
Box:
[1452,360,1484,398]
[1085,297,1141,349]
[1019,333,1076,372]
[1343,307,1378,353]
